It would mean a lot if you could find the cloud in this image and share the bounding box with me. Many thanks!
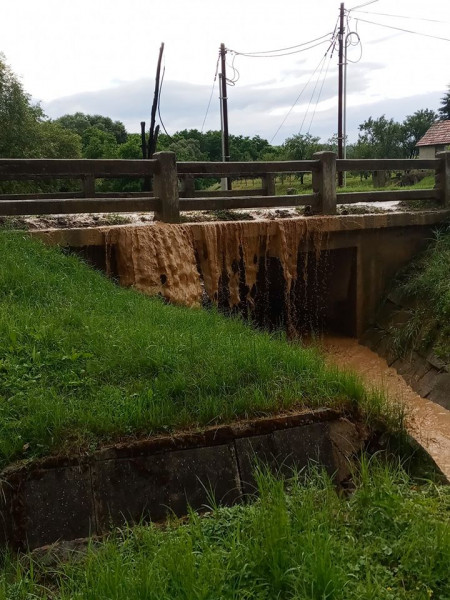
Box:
[42,74,442,145]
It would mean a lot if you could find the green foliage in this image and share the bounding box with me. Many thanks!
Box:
[0,54,44,158]
[0,55,81,164]
[438,85,450,121]
[356,115,405,159]
[35,120,82,158]
[0,232,399,467]
[403,109,438,158]
[387,227,450,361]
[2,460,449,599]
[55,112,127,144]
[81,126,118,158]
[282,133,322,160]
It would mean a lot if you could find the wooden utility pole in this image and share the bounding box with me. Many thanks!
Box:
[140,121,147,159]
[220,43,230,190]
[337,3,345,187]
[148,42,165,158]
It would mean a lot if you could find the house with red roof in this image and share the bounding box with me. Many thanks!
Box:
[416,120,450,159]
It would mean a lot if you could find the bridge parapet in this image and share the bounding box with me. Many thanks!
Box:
[0,152,448,222]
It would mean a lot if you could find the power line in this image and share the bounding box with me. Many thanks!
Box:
[229,32,333,56]
[230,38,332,58]
[157,65,171,139]
[348,0,379,11]
[307,42,336,134]
[300,50,330,135]
[200,55,220,133]
[270,47,332,143]
[351,9,448,24]
[354,16,450,42]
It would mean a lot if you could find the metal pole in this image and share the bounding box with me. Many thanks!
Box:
[219,73,227,191]
[337,3,345,187]
[343,32,348,187]
[220,43,230,191]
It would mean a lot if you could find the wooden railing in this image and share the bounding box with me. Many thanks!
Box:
[0,151,448,223]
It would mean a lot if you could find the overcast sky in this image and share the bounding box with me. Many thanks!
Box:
[2,0,450,143]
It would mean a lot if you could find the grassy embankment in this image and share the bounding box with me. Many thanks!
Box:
[387,226,450,363]
[0,231,400,468]
[2,460,449,599]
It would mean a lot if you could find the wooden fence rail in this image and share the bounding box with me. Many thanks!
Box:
[0,151,448,222]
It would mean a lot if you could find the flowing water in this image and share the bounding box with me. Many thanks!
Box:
[105,222,450,479]
[320,336,450,480]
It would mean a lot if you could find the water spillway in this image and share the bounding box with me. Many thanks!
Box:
[33,211,449,336]
[106,219,352,336]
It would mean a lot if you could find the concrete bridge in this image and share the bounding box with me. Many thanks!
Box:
[1,152,450,336]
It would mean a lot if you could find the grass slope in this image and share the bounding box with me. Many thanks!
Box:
[2,460,449,599]
[388,226,450,362]
[0,232,395,468]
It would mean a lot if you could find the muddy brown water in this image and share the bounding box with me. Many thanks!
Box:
[320,336,450,480]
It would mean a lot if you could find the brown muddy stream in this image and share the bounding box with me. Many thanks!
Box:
[103,223,449,478]
[320,336,450,480]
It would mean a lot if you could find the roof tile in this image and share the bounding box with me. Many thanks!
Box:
[416,120,450,147]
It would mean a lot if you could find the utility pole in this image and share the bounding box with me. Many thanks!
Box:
[337,3,345,187]
[220,43,230,191]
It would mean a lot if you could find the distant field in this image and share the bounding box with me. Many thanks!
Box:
[219,172,437,196]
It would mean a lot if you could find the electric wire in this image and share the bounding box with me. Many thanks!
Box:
[307,40,336,135]
[351,9,448,25]
[346,32,362,63]
[230,38,331,58]
[354,17,450,42]
[157,65,172,139]
[229,32,333,57]
[269,43,334,143]
[348,0,379,11]
[269,25,338,143]
[299,52,329,135]
[201,55,220,133]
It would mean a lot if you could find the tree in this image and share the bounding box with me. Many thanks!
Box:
[403,109,438,158]
[438,86,450,121]
[0,54,44,157]
[55,112,127,144]
[355,115,405,159]
[81,127,118,158]
[283,133,322,183]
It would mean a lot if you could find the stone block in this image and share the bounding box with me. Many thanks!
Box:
[416,368,440,398]
[271,422,335,477]
[427,373,450,410]
[234,433,278,495]
[93,444,240,531]
[20,465,94,550]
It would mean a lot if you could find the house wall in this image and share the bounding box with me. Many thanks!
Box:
[418,145,447,159]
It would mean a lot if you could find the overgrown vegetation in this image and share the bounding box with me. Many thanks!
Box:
[2,459,449,599]
[0,232,401,468]
[387,226,450,362]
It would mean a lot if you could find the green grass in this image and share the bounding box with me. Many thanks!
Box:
[0,232,401,468]
[387,226,450,362]
[2,459,449,599]
[227,172,437,197]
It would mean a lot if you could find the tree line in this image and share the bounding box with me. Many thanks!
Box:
[1,53,449,174]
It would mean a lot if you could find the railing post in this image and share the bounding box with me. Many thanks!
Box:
[262,173,275,196]
[180,174,195,198]
[312,151,337,214]
[153,152,180,223]
[436,151,450,207]
[82,175,95,198]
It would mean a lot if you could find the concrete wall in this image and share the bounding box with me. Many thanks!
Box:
[31,211,450,338]
[1,410,366,551]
